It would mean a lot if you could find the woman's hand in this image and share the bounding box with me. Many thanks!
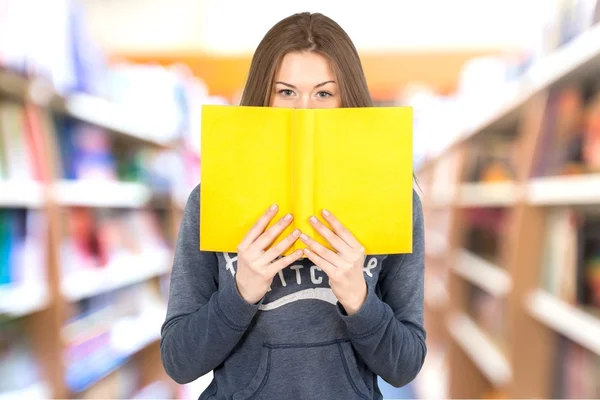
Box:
[236,205,303,305]
[300,210,367,315]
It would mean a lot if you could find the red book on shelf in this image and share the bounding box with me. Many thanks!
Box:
[22,103,51,182]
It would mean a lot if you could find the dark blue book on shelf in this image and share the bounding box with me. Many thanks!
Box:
[0,211,13,285]
[53,116,77,180]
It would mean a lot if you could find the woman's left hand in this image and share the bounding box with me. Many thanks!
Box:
[300,210,367,316]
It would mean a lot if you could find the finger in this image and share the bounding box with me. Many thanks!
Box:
[308,216,351,254]
[300,233,345,266]
[238,204,279,252]
[253,212,294,251]
[260,229,301,263]
[268,249,304,276]
[321,209,363,251]
[303,248,336,279]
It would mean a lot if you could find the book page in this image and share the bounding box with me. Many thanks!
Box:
[200,106,294,253]
[312,107,413,255]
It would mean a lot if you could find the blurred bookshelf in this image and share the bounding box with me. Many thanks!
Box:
[0,65,187,398]
[0,2,219,398]
[416,2,600,398]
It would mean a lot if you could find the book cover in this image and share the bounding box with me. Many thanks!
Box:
[199,105,413,255]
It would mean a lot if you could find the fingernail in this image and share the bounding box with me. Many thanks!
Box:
[293,229,300,237]
[285,213,293,221]
[309,216,318,224]
[300,233,308,241]
[270,204,278,211]
[322,209,330,217]
[304,248,311,254]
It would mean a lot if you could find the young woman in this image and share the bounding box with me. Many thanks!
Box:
[161,12,426,400]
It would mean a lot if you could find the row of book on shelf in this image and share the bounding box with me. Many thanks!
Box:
[425,207,600,397]
[0,279,173,397]
[0,97,189,194]
[463,80,600,184]
[0,206,172,291]
[423,78,600,400]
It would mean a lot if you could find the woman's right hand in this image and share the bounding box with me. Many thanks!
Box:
[235,204,303,305]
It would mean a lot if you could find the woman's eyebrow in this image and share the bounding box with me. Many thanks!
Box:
[275,81,296,89]
[274,81,336,89]
[314,80,336,88]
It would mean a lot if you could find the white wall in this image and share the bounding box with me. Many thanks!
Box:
[81,0,553,55]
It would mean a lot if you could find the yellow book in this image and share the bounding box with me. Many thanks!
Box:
[200,105,413,255]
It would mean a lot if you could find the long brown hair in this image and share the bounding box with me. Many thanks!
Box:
[239,12,421,191]
[240,12,373,108]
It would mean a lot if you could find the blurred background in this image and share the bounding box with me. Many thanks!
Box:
[1,0,599,399]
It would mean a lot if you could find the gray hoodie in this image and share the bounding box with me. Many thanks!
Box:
[160,184,426,400]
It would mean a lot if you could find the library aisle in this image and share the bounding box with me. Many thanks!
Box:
[414,1,600,399]
[1,1,599,399]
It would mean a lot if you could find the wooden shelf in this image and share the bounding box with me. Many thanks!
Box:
[0,382,51,400]
[526,289,600,356]
[527,174,600,206]
[457,182,521,207]
[62,250,171,302]
[52,180,152,208]
[0,282,49,318]
[0,181,45,208]
[452,250,512,297]
[447,313,512,387]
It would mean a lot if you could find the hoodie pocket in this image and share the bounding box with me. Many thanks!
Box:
[232,340,371,400]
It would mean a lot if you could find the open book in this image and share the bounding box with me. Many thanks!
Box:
[199,105,413,255]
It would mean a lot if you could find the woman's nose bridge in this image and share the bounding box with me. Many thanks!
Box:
[295,93,313,109]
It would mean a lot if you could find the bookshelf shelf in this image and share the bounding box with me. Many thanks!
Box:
[0,382,51,400]
[523,20,600,94]
[527,174,600,206]
[52,180,152,208]
[425,229,449,258]
[62,250,171,302]
[429,196,454,210]
[425,276,449,309]
[526,289,600,356]
[447,313,512,387]
[457,182,521,207]
[64,94,175,148]
[0,181,45,208]
[432,22,600,164]
[0,283,49,317]
[65,310,164,393]
[414,349,449,400]
[452,250,512,297]
[0,69,174,149]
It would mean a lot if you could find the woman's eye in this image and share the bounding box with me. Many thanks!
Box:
[317,91,332,99]
[278,89,295,97]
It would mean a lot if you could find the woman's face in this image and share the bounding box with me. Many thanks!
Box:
[270,51,341,109]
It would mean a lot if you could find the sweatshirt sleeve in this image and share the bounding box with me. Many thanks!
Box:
[160,185,261,384]
[337,190,427,388]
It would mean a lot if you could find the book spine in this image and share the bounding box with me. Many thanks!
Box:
[292,110,315,253]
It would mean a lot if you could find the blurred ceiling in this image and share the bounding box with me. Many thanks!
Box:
[80,0,554,55]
